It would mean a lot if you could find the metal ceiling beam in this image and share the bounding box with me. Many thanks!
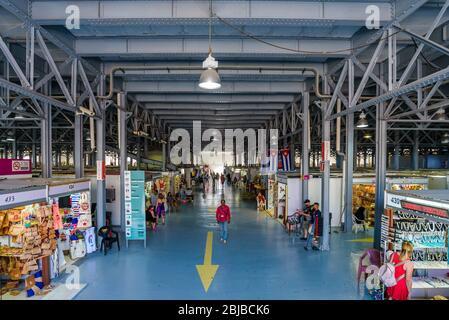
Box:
[144,103,285,110]
[31,1,392,24]
[75,38,351,58]
[153,110,278,116]
[124,81,304,93]
[135,94,295,103]
[0,0,98,74]
[327,65,449,120]
[0,78,75,112]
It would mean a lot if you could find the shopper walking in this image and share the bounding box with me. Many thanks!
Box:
[304,202,321,251]
[167,192,175,213]
[257,191,266,211]
[156,193,166,225]
[216,199,231,244]
[386,241,414,300]
[300,199,312,240]
[150,189,158,207]
[145,205,157,231]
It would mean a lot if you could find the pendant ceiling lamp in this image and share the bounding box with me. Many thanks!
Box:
[435,108,447,121]
[198,0,221,90]
[356,112,369,128]
[442,133,449,144]
[14,105,25,119]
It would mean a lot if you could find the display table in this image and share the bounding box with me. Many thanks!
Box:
[384,189,449,299]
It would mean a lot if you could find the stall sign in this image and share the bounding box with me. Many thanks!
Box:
[386,192,449,221]
[0,159,31,175]
[400,201,448,219]
[48,180,90,197]
[0,188,47,209]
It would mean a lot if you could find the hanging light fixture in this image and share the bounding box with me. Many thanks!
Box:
[356,112,369,128]
[441,133,449,144]
[198,0,221,90]
[363,132,373,139]
[14,105,25,119]
[6,131,15,142]
[435,108,447,121]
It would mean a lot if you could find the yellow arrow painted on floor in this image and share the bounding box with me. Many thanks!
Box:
[347,237,374,243]
[196,231,219,292]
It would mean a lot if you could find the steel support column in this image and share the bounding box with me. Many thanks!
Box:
[321,75,331,250]
[74,114,84,178]
[301,92,310,203]
[344,60,354,233]
[118,92,127,233]
[413,131,419,170]
[96,72,106,230]
[394,131,400,170]
[374,103,387,249]
[40,103,51,178]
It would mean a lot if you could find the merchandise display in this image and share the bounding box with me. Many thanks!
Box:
[384,190,449,299]
[0,203,57,296]
[353,177,428,227]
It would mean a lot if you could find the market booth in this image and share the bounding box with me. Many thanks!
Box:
[0,178,93,299]
[275,172,302,225]
[308,174,429,228]
[384,189,449,299]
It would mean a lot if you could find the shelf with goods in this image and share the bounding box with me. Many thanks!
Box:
[353,177,428,227]
[47,178,95,279]
[384,189,449,299]
[0,181,57,298]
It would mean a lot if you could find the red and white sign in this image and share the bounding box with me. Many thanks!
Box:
[0,159,31,176]
[97,160,106,181]
[321,141,330,162]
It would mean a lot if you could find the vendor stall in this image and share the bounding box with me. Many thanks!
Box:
[276,173,302,225]
[353,176,428,227]
[46,178,94,278]
[384,189,449,299]
[0,178,94,299]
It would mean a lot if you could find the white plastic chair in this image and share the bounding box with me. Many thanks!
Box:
[352,211,367,234]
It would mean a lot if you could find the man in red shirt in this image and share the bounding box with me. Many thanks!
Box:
[216,199,231,244]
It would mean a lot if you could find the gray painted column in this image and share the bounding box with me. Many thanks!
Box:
[40,103,52,178]
[12,129,17,158]
[374,102,387,249]
[118,92,127,232]
[32,129,37,168]
[162,140,167,171]
[321,106,331,251]
[136,137,141,170]
[96,73,106,229]
[363,150,368,168]
[301,91,310,203]
[344,59,354,233]
[413,131,419,170]
[344,114,354,232]
[394,131,400,170]
[74,114,84,178]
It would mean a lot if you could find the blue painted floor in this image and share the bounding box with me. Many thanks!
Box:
[73,185,373,300]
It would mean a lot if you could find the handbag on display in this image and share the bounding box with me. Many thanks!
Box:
[70,240,86,260]
[77,214,92,229]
